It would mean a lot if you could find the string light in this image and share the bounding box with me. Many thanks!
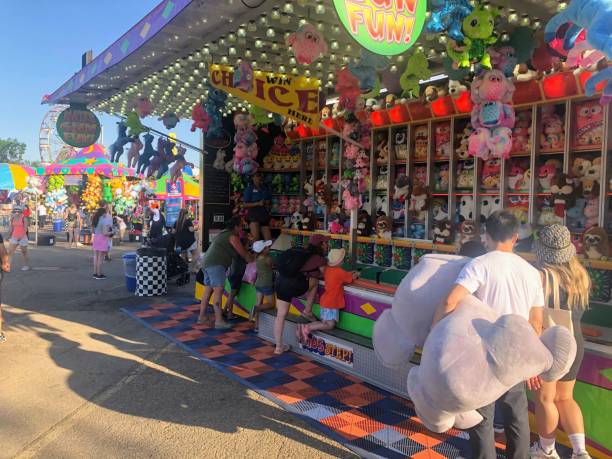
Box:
[266,27,275,38]
[283,2,294,13]
[315,2,326,14]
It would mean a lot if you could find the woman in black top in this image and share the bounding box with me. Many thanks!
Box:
[148,204,166,241]
[64,204,81,248]
[174,209,197,268]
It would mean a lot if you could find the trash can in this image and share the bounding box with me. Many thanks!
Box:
[136,247,167,296]
[80,228,92,245]
[122,252,137,293]
[53,219,64,232]
[37,234,55,246]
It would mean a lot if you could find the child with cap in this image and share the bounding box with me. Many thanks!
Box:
[297,248,358,341]
[249,239,274,330]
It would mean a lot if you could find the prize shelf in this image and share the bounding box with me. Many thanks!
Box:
[260,168,300,173]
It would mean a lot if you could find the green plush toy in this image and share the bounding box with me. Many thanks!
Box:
[249,106,271,127]
[125,111,148,137]
[399,51,432,99]
[271,174,282,194]
[448,5,498,69]
[102,181,113,203]
[230,172,245,193]
[289,175,299,193]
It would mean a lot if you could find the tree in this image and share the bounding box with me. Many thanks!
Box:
[0,138,26,163]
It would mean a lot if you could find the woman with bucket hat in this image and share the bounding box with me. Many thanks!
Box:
[530,224,592,459]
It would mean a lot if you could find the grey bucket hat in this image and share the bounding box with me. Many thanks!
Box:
[534,224,576,265]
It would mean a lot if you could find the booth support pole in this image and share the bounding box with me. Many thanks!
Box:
[198,131,205,252]
[348,208,358,269]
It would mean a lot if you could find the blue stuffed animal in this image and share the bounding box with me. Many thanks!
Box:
[136,133,155,175]
[348,50,389,94]
[109,122,132,163]
[566,198,587,231]
[426,0,473,42]
[205,87,228,135]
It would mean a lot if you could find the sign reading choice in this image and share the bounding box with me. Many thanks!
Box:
[333,0,426,55]
[56,105,101,148]
[209,65,320,127]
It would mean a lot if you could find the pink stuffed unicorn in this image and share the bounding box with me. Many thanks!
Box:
[468,70,516,160]
[286,23,328,65]
[191,104,209,132]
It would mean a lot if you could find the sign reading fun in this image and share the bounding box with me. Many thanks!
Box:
[209,65,320,127]
[333,0,426,55]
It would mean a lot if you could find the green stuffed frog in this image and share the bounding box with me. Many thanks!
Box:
[447,6,498,69]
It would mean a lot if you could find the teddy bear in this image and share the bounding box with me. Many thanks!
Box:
[510,110,532,154]
[394,130,408,160]
[357,210,373,237]
[448,79,468,98]
[434,122,451,158]
[432,220,453,244]
[414,126,429,160]
[468,69,516,160]
[572,157,591,178]
[539,106,565,151]
[584,196,599,229]
[481,158,501,190]
[372,254,576,433]
[409,185,430,221]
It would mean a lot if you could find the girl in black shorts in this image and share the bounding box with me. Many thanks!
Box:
[530,225,592,459]
[242,173,271,242]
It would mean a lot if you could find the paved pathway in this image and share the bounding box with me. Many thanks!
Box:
[0,241,354,458]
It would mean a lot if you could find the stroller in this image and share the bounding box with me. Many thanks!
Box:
[149,233,190,286]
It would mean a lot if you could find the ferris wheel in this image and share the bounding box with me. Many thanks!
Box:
[39,105,72,163]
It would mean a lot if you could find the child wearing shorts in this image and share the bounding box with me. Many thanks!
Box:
[297,248,357,341]
[249,240,274,330]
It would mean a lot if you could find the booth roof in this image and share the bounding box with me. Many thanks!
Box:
[0,163,34,191]
[43,0,561,120]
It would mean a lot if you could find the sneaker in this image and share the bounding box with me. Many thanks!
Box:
[92,274,99,279]
[0,332,6,343]
[97,274,107,279]
[21,266,30,271]
[571,452,591,459]
[214,321,232,330]
[493,424,504,434]
[530,442,560,459]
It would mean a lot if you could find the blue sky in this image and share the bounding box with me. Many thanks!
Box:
[0,1,200,164]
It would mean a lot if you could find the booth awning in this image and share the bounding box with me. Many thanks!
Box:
[0,163,34,190]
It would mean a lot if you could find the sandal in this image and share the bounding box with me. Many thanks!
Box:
[301,311,316,322]
[274,344,290,355]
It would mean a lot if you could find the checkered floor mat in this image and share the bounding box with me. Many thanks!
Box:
[123,299,565,459]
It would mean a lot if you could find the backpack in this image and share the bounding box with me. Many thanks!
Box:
[276,247,312,278]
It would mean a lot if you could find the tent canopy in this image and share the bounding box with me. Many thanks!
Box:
[0,163,34,190]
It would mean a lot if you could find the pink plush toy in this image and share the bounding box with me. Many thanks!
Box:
[191,104,210,132]
[335,68,361,113]
[469,70,516,160]
[131,97,154,118]
[342,181,362,210]
[344,143,360,160]
[286,23,328,65]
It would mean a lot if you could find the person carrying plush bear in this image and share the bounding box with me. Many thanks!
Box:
[433,210,545,459]
[296,248,358,342]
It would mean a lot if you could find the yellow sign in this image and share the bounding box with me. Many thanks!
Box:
[209,64,320,127]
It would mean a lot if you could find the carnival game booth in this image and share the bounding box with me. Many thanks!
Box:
[149,171,200,227]
[43,0,612,457]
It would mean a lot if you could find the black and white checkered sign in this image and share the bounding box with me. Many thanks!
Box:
[136,255,167,296]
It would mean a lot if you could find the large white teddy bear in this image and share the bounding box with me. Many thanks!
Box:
[373,254,577,433]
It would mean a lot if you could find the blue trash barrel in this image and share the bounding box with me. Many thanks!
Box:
[122,252,137,293]
[53,219,63,232]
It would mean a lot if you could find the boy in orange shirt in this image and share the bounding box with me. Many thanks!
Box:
[297,248,358,341]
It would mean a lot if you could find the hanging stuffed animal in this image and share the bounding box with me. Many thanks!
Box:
[205,87,228,135]
[233,60,253,92]
[159,112,180,129]
[126,136,143,169]
[109,121,132,163]
[286,23,328,65]
[335,67,361,114]
[130,97,153,118]
[191,103,209,132]
[468,70,516,160]
[135,134,155,176]
[544,0,612,104]
[147,137,166,178]
[213,150,226,171]
[447,5,499,68]
[425,0,473,42]
[125,111,148,137]
[170,145,194,184]
[399,51,431,99]
[348,50,389,93]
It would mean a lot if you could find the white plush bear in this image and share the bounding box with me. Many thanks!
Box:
[374,254,577,433]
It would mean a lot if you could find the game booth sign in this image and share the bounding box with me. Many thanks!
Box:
[43,0,612,457]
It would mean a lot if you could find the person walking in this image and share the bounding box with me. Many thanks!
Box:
[197,217,253,329]
[0,233,11,343]
[8,206,30,271]
[433,210,545,459]
[91,204,114,279]
[64,204,81,248]
[37,202,47,228]
[529,225,592,459]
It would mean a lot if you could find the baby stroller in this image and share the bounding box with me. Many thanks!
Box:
[150,233,190,286]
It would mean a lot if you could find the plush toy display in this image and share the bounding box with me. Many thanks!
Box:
[468,70,516,160]
[432,220,453,244]
[204,87,228,136]
[456,160,474,189]
[448,79,468,98]
[375,215,393,239]
[191,103,210,133]
[81,174,102,211]
[130,97,153,118]
[511,111,532,154]
[170,145,194,184]
[357,210,373,237]
[286,23,328,65]
[136,133,156,175]
[481,158,501,190]
[373,254,576,433]
[458,220,479,244]
[409,185,430,221]
[544,0,612,104]
[434,123,451,158]
[126,136,143,169]
[394,131,408,160]
[414,126,429,160]
[434,164,450,191]
[538,159,561,191]
[447,6,499,68]
[425,0,473,42]
[550,173,576,217]
[159,112,180,129]
[455,126,472,159]
[583,226,609,260]
[539,105,565,151]
[574,100,604,146]
[584,196,600,229]
[109,122,132,164]
[400,51,431,99]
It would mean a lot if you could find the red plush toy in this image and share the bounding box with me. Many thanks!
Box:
[191,104,209,132]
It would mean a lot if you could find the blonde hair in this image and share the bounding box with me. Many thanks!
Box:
[540,257,590,310]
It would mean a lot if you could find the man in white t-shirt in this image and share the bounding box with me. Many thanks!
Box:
[433,210,544,459]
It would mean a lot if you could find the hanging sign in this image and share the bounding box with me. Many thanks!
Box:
[333,0,427,56]
[209,64,320,127]
[56,105,101,148]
